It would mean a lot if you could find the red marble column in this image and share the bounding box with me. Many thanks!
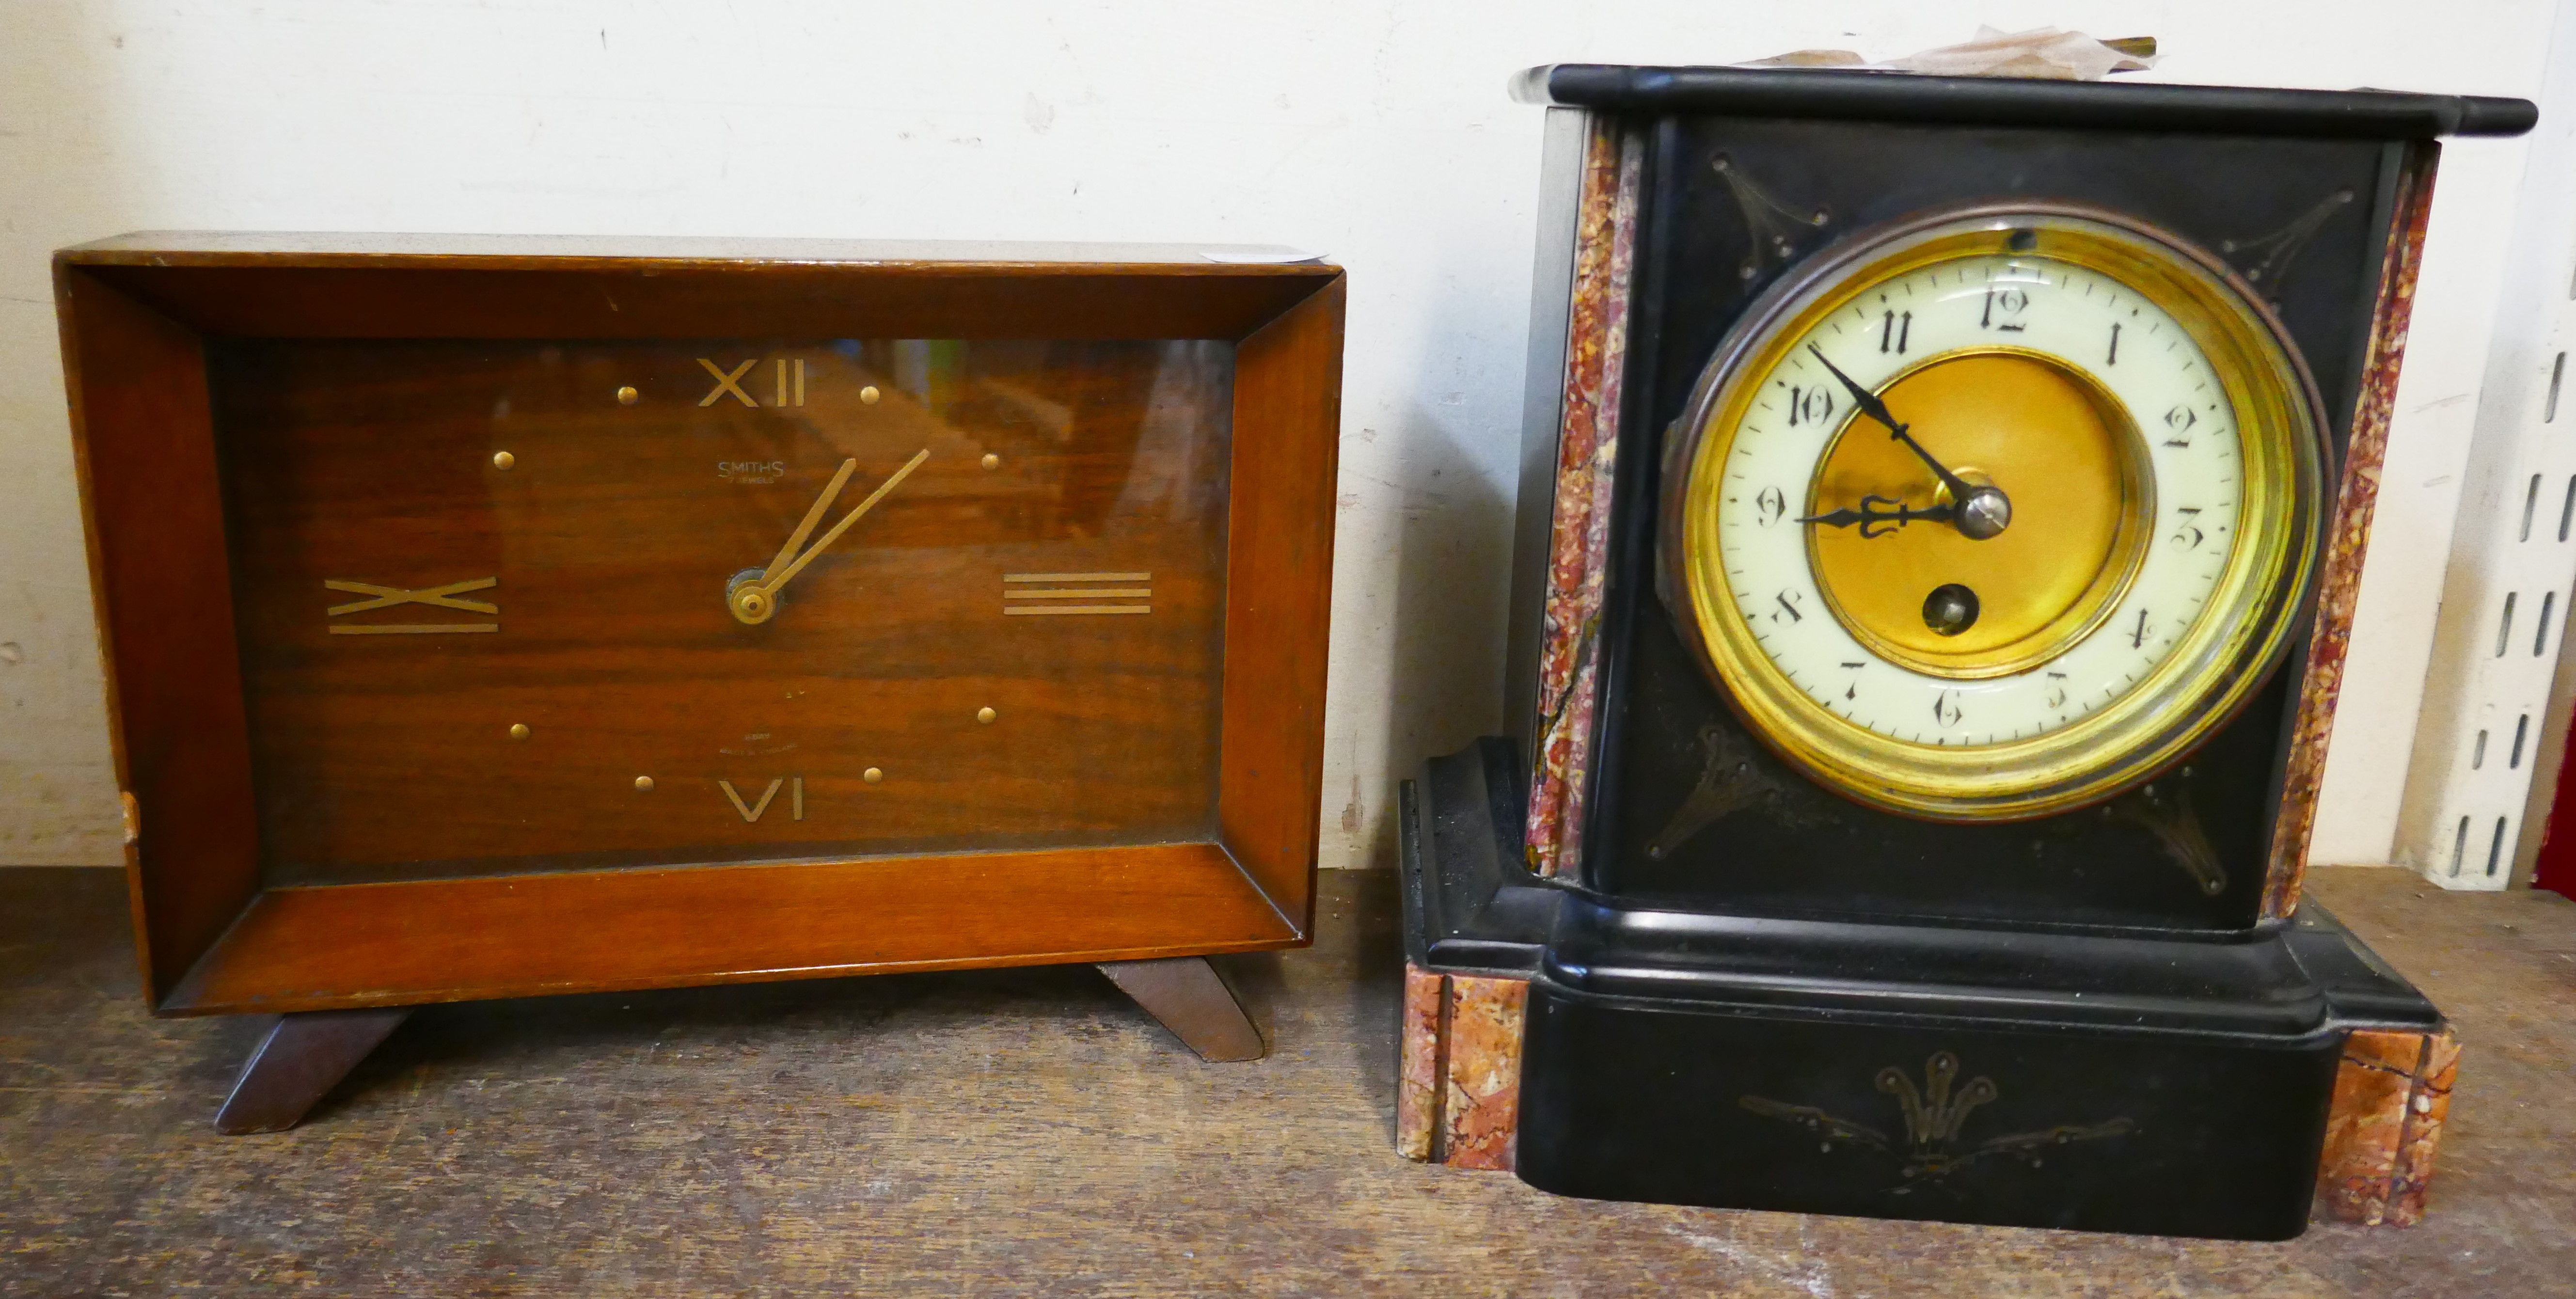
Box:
[1396,965,1444,1162]
[2264,142,2440,920]
[2314,1027,2459,1226]
[1524,113,1643,882]
[1394,963,1530,1172]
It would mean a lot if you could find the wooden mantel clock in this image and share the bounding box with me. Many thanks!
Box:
[54,235,1342,1131]
[1397,67,2533,1238]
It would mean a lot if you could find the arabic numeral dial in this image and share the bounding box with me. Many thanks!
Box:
[1679,221,2308,821]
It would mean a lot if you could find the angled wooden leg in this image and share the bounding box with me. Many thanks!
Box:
[1098,956,1264,1061]
[214,1007,411,1134]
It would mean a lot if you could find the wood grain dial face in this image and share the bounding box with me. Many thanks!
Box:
[217,338,1233,883]
[1666,208,2325,821]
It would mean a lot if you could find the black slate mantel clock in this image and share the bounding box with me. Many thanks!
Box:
[1395,66,2534,1239]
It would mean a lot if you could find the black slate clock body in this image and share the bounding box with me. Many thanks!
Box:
[1400,66,2533,1239]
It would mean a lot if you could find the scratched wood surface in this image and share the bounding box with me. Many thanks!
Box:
[3,866,2568,1297]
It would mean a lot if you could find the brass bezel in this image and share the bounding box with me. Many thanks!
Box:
[1658,204,2328,822]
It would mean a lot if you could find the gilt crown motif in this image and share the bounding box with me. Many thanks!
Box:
[1742,1051,2135,1191]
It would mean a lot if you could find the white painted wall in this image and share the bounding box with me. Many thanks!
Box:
[0,0,2556,868]
[2389,1,2576,887]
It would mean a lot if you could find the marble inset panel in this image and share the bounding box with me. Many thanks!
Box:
[2266,144,2440,919]
[1442,975,1530,1171]
[1396,964,1443,1163]
[2386,1029,2460,1226]
[1525,113,1641,882]
[1392,965,1531,1171]
[2314,1025,2458,1226]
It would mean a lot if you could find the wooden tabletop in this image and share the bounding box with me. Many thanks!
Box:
[1,864,2568,1295]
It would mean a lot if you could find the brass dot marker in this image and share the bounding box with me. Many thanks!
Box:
[491,450,516,471]
[634,776,655,792]
[616,385,640,406]
[977,706,997,724]
[863,766,884,784]
[860,385,882,405]
[509,723,531,741]
[980,453,1000,470]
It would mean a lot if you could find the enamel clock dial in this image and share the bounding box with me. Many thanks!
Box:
[218,338,1233,882]
[1664,206,2328,820]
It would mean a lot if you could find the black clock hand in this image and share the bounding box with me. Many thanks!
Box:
[1802,344,1974,497]
[1801,344,2012,541]
[1799,493,1958,539]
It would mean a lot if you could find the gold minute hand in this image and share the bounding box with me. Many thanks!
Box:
[759,448,932,596]
[762,457,860,588]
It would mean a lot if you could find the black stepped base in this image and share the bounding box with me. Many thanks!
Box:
[1399,737,2443,1241]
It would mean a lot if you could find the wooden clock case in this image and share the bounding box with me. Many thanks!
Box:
[1396,68,2533,1239]
[54,236,1343,1129]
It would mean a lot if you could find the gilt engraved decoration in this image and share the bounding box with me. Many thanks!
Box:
[1712,155,1831,281]
[1741,1051,2134,1192]
[2220,188,2355,305]
[2106,772,2229,897]
[1646,721,1812,859]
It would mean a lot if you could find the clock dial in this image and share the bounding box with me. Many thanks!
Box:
[216,338,1234,883]
[1723,254,2237,744]
[1665,208,2327,820]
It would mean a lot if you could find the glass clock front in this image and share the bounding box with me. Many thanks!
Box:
[215,337,1232,884]
[1665,206,2328,821]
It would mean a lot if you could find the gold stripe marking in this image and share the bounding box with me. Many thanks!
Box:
[329,624,500,635]
[1004,572,1151,583]
[719,777,785,823]
[1004,605,1153,616]
[325,577,498,616]
[1005,588,1152,600]
[698,357,756,407]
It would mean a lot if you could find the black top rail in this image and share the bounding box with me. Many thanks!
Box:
[1514,64,2537,139]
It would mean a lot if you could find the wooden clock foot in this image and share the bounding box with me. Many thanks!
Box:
[214,1007,411,1134]
[1098,957,1264,1061]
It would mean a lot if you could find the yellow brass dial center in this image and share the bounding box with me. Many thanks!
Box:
[1807,351,2149,679]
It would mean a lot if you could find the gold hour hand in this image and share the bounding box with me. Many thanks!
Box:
[762,458,859,589]
[763,448,930,593]
[728,449,930,624]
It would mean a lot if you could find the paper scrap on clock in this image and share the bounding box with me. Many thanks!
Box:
[1740,27,2159,81]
